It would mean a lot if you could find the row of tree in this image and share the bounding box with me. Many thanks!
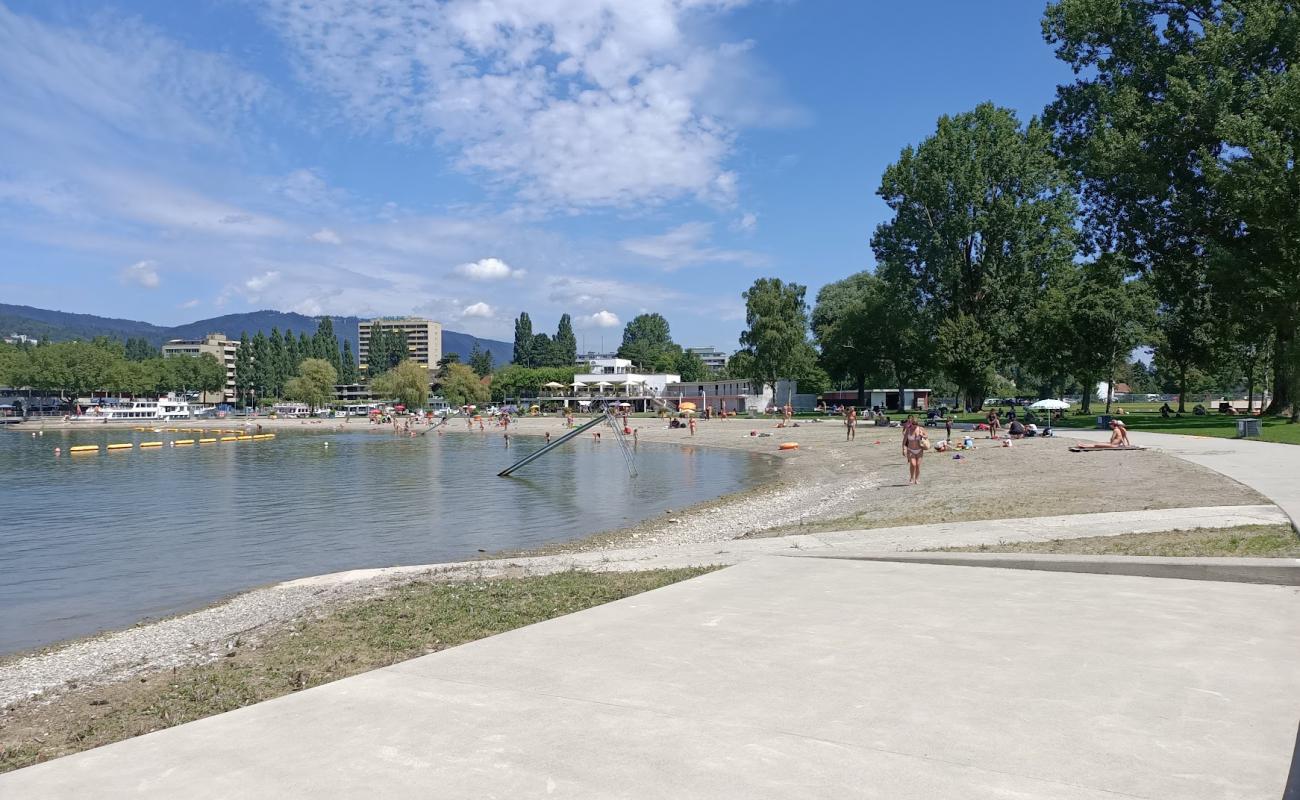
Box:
[509,310,714,381]
[232,318,357,405]
[732,2,1296,419]
[0,338,225,402]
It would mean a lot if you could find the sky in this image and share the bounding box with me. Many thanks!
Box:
[0,0,1076,350]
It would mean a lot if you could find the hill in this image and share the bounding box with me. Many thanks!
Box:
[0,304,512,365]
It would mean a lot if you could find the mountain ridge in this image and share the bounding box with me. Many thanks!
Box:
[0,304,512,365]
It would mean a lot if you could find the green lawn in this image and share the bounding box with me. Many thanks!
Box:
[1051,410,1300,445]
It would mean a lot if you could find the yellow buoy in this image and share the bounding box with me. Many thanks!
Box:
[69,445,100,453]
[174,439,194,446]
[107,443,133,451]
[199,437,217,444]
[221,436,239,442]
[236,434,254,440]
[140,441,164,448]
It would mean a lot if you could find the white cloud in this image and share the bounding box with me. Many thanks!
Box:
[736,211,758,232]
[120,260,160,288]
[454,257,525,281]
[244,270,280,292]
[178,298,200,309]
[261,0,781,208]
[621,221,763,268]
[461,301,494,318]
[584,310,621,328]
[311,227,342,245]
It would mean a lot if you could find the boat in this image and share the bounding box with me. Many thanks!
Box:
[69,396,192,423]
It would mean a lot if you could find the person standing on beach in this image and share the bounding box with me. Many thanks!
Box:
[688,415,697,436]
[944,415,952,443]
[986,408,1000,439]
[902,415,928,485]
[845,406,856,440]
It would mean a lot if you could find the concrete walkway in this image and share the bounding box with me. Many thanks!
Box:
[1065,429,1300,528]
[4,431,1298,798]
[4,556,1297,799]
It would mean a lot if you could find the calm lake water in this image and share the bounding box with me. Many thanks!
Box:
[0,427,772,655]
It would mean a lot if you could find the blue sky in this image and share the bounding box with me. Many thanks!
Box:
[0,1,1074,349]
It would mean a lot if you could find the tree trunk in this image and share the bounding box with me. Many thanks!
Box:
[855,372,866,408]
[1246,361,1255,416]
[1264,322,1295,419]
[1177,364,1187,413]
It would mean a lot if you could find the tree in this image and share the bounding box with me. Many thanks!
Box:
[673,350,710,382]
[285,328,300,374]
[313,317,342,372]
[298,332,312,371]
[249,332,270,399]
[284,358,338,411]
[468,342,494,377]
[439,362,489,408]
[553,314,578,366]
[617,313,680,371]
[738,278,816,395]
[1044,0,1300,420]
[234,332,254,407]
[1067,256,1155,414]
[267,327,289,397]
[531,332,555,367]
[124,337,157,361]
[435,352,461,380]
[366,325,406,374]
[512,312,534,366]
[340,339,358,383]
[370,359,430,410]
[872,103,1078,381]
[812,272,880,405]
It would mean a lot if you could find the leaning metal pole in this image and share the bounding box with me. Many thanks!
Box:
[497,413,610,477]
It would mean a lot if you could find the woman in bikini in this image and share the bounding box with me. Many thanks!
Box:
[902,415,928,485]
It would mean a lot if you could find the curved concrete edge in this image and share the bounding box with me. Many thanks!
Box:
[1062,430,1300,532]
[788,551,1300,586]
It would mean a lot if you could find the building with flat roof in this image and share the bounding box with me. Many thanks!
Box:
[686,346,728,373]
[161,333,238,404]
[358,317,442,372]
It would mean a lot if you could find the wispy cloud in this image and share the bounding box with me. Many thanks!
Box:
[621,221,764,268]
[461,301,494,318]
[120,259,160,288]
[260,0,789,209]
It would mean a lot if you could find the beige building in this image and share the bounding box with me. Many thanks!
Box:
[358,317,442,372]
[162,333,239,404]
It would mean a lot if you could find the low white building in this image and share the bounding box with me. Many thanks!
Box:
[575,358,680,396]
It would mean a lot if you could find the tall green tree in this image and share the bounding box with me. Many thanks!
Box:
[531,332,555,367]
[1069,256,1156,414]
[617,313,680,371]
[1044,0,1300,420]
[872,103,1078,396]
[673,350,710,382]
[267,327,288,397]
[340,338,358,383]
[553,314,578,366]
[123,337,157,361]
[249,331,270,400]
[738,278,816,395]
[370,359,429,408]
[285,329,300,373]
[812,272,881,405]
[468,342,494,377]
[234,332,254,407]
[512,312,534,366]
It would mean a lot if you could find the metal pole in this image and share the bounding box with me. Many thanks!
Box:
[497,413,608,477]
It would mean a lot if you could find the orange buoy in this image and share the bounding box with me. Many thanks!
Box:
[779,442,799,450]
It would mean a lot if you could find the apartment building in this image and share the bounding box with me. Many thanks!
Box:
[161,333,239,404]
[357,317,443,372]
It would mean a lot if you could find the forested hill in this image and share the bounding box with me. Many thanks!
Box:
[0,304,512,365]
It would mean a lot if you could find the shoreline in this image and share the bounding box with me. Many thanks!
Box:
[0,416,1269,708]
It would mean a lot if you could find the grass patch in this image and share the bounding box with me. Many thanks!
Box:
[0,567,716,774]
[1050,411,1300,444]
[932,524,1300,558]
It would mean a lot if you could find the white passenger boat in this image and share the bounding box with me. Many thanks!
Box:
[69,396,192,422]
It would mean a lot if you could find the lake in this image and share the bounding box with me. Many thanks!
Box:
[0,427,772,655]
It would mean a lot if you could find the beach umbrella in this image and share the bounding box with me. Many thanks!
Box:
[543,381,565,389]
[680,401,697,411]
[1028,398,1070,432]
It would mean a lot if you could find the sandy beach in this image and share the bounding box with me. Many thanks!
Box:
[1,413,1267,708]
